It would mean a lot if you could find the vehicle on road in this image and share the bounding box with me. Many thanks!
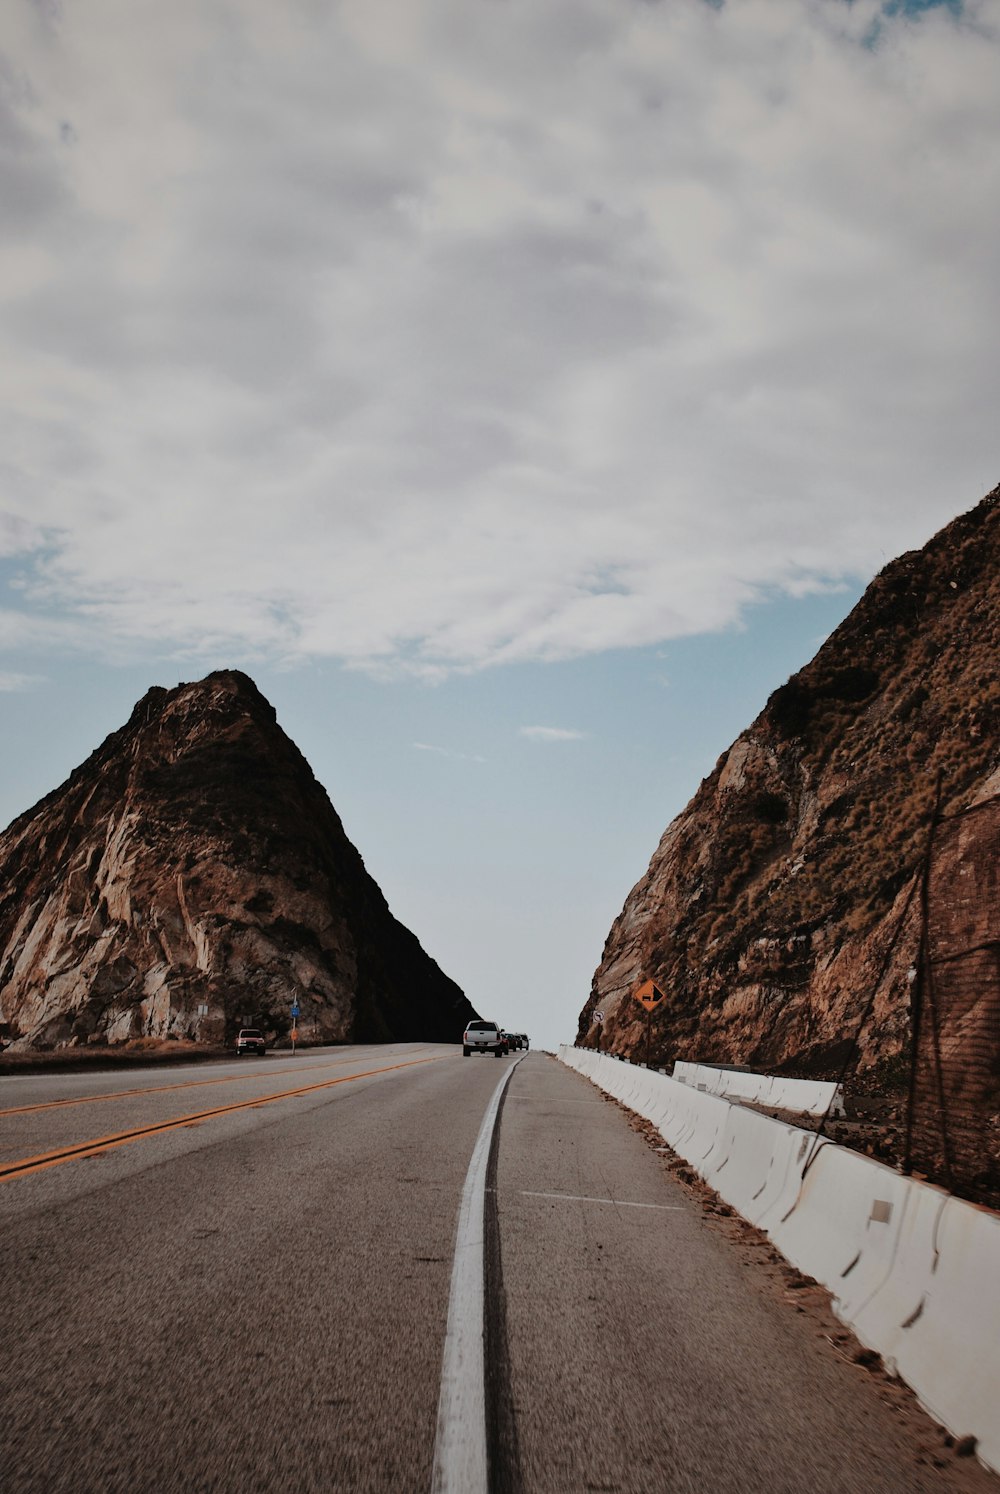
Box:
[235,1027,267,1057]
[463,1020,507,1057]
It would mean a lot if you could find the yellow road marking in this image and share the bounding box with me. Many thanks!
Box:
[0,1048,434,1119]
[0,1054,451,1183]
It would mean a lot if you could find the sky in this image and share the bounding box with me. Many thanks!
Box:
[1,0,998,1050]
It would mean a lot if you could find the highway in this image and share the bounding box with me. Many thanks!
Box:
[1,1046,993,1493]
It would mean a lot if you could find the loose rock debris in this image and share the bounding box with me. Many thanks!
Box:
[604,1090,998,1491]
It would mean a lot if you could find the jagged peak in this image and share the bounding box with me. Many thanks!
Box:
[0,673,474,1050]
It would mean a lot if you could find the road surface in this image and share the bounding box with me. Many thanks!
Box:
[1,1045,992,1492]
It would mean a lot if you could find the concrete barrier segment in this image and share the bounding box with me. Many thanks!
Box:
[645,1088,676,1135]
[673,1060,842,1116]
[622,1071,643,1107]
[754,1129,816,1233]
[705,1106,802,1226]
[767,1144,907,1299]
[689,1093,732,1167]
[724,1072,770,1104]
[660,1085,725,1159]
[792,1155,913,1325]
[849,1182,948,1375]
[747,1127,813,1232]
[889,1196,1000,1474]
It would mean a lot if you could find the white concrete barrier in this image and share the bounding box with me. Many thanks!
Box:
[768,1143,911,1323]
[891,1197,1000,1472]
[706,1105,807,1229]
[752,1128,816,1233]
[849,1181,947,1369]
[673,1060,844,1117]
[558,1045,1000,1474]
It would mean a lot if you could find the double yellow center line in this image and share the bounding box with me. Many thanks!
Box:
[0,1053,450,1184]
[0,1049,417,1119]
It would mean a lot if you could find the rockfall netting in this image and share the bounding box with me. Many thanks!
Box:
[906,795,1000,1203]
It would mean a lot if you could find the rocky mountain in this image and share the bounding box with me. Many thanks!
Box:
[0,671,476,1049]
[580,485,1000,1080]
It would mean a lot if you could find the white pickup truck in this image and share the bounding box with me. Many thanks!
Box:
[235,1027,267,1057]
[463,1020,508,1057]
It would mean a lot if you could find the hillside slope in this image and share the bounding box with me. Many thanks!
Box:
[580,485,1000,1078]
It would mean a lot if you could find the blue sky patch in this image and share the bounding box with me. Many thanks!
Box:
[884,0,963,14]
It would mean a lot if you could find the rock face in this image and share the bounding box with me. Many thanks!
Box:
[0,671,476,1049]
[581,486,1000,1080]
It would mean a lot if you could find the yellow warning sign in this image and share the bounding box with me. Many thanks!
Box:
[634,979,665,1013]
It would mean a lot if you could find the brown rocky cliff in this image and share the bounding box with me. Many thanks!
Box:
[581,485,1000,1079]
[0,670,475,1048]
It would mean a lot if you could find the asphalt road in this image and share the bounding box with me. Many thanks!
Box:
[1,1046,993,1492]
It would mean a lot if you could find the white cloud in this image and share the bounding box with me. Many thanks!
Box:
[1,0,998,675]
[414,740,486,763]
[519,726,587,743]
[0,670,44,691]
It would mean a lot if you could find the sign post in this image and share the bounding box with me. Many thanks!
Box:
[594,1010,604,1051]
[291,1002,300,1054]
[634,979,666,1067]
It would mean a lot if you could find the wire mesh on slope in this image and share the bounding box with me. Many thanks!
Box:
[906,795,1000,1203]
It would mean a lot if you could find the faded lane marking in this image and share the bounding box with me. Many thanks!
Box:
[0,1047,439,1119]
[0,1054,450,1183]
[509,1097,606,1105]
[519,1190,684,1210]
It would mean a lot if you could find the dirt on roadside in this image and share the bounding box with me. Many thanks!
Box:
[0,1038,230,1076]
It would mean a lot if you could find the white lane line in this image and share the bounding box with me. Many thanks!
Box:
[511,1097,606,1106]
[520,1190,684,1211]
[432,1059,521,1494]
